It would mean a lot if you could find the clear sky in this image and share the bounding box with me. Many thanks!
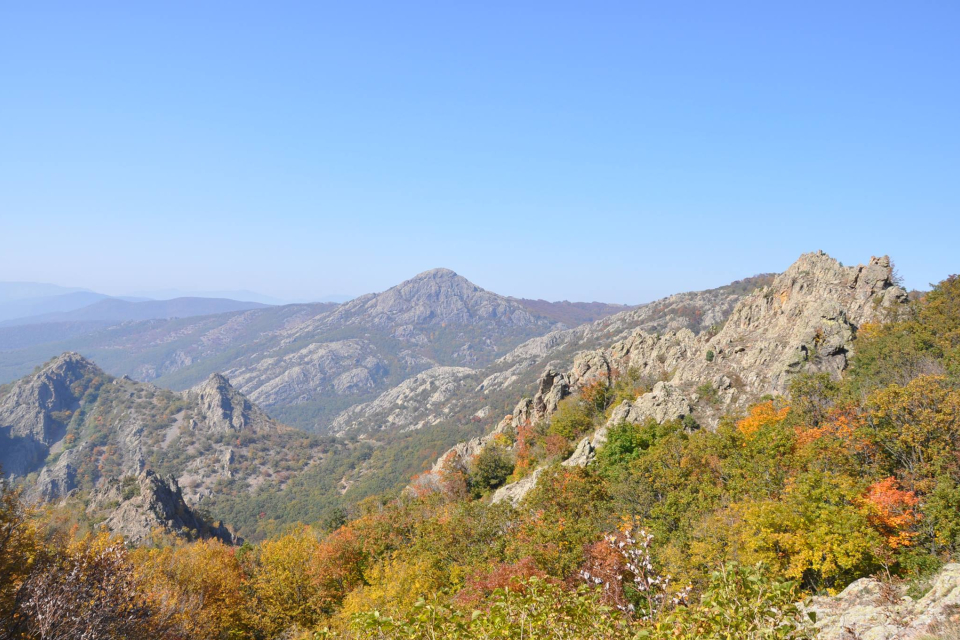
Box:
[1,2,957,304]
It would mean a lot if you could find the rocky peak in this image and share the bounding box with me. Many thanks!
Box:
[89,470,240,545]
[689,251,907,396]
[0,352,104,478]
[191,373,274,434]
[325,268,549,329]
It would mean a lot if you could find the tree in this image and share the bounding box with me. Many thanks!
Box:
[135,539,250,640]
[469,444,513,496]
[0,480,38,638]
[21,533,163,640]
[249,525,324,636]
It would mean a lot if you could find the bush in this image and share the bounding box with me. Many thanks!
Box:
[469,445,514,496]
[547,397,594,440]
[705,350,715,362]
[643,563,814,639]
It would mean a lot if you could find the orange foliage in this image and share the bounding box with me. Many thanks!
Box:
[860,477,920,550]
[312,527,366,613]
[737,401,790,438]
[794,407,861,447]
[544,433,571,457]
[513,421,535,476]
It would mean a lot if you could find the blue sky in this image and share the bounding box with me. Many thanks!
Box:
[1,2,957,303]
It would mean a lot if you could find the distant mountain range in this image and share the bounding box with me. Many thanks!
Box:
[0,264,781,540]
[0,296,271,327]
[0,270,638,433]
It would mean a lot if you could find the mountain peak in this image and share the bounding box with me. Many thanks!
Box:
[29,351,103,385]
[192,372,276,434]
[412,267,460,280]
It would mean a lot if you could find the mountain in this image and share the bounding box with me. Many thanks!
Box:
[0,255,892,542]
[0,281,89,302]
[0,353,325,526]
[0,296,271,327]
[0,291,113,323]
[0,269,585,432]
[126,288,286,306]
[0,302,339,384]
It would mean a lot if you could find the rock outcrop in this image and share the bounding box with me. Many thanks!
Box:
[191,372,279,434]
[1,353,318,513]
[463,253,907,504]
[807,563,960,639]
[88,470,239,545]
[535,252,906,434]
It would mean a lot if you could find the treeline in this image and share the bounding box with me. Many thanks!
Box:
[1,275,959,639]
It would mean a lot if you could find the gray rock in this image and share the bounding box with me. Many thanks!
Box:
[807,563,960,639]
[438,252,909,496]
[491,468,542,506]
[89,470,240,545]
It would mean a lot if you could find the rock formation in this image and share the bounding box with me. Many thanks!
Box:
[424,252,908,505]
[807,563,960,639]
[87,470,239,545]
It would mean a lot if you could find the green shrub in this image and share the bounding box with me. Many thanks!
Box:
[642,563,814,639]
[547,397,594,440]
[469,445,514,496]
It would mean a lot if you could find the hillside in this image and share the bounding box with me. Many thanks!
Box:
[420,252,907,504]
[5,253,960,640]
[0,353,329,533]
[0,269,572,432]
[512,298,635,326]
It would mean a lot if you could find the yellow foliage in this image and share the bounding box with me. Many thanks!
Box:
[336,552,448,626]
[134,539,249,639]
[250,525,324,636]
[737,401,790,438]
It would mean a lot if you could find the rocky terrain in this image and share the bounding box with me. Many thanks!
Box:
[0,352,322,530]
[1,269,626,433]
[330,272,775,437]
[415,252,908,504]
[808,563,960,639]
[0,262,812,540]
[85,470,239,545]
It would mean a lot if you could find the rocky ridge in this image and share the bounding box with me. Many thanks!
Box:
[0,353,320,517]
[417,253,907,504]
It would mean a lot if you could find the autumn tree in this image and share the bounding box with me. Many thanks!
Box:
[0,480,38,639]
[21,533,165,640]
[134,539,250,639]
